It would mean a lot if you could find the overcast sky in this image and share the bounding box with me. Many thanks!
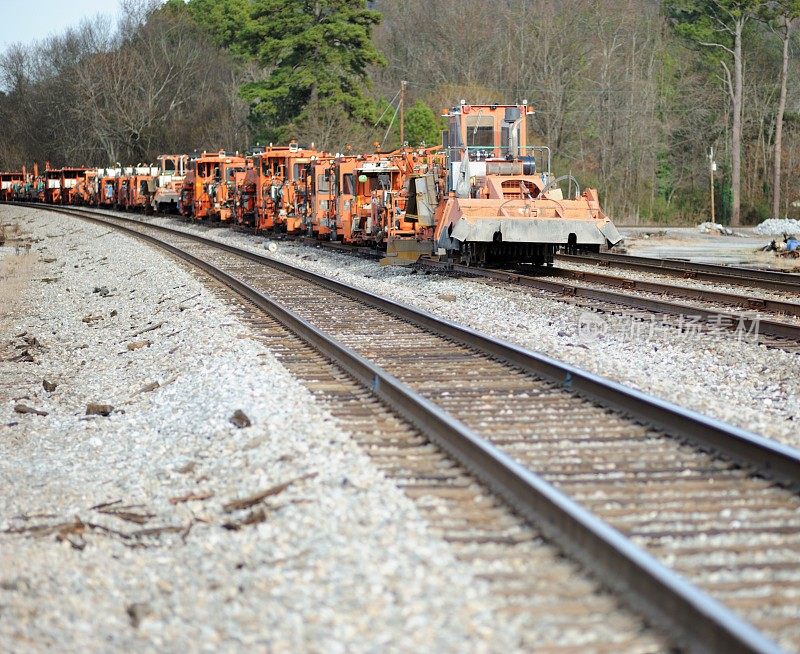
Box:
[0,1,125,52]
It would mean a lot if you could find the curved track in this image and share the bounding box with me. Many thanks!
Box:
[25,204,800,652]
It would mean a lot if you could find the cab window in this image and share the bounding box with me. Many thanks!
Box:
[342,173,355,195]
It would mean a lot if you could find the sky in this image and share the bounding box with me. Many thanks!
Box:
[0,1,125,52]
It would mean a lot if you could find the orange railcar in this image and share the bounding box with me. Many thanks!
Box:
[387,102,621,265]
[179,169,196,218]
[44,167,63,204]
[123,166,159,212]
[309,159,336,239]
[115,170,133,209]
[60,167,89,205]
[0,171,24,202]
[153,155,188,213]
[311,153,410,246]
[193,151,246,222]
[98,168,122,207]
[251,142,318,234]
[235,165,259,229]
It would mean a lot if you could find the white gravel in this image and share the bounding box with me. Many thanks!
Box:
[754,218,800,235]
[137,214,799,450]
[0,206,543,652]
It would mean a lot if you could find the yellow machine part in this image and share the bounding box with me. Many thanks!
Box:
[380,238,432,266]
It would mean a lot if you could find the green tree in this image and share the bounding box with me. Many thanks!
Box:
[241,0,385,140]
[161,0,254,60]
[404,100,443,147]
[664,0,762,225]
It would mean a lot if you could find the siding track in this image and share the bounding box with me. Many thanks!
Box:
[554,252,800,294]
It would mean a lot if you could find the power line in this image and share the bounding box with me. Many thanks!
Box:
[381,101,401,148]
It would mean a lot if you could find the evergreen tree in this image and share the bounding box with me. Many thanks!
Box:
[162,0,253,60]
[241,0,385,140]
[404,100,443,147]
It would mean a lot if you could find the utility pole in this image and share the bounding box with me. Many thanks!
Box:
[399,80,407,146]
[708,147,716,224]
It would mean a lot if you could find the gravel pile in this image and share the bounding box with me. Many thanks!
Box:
[141,215,799,449]
[1,206,541,652]
[754,218,800,235]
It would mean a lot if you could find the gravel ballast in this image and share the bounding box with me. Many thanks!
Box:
[754,218,800,235]
[136,214,799,449]
[0,206,565,652]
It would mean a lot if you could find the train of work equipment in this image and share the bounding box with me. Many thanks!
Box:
[2,102,621,266]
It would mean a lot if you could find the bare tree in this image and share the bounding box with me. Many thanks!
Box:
[767,2,800,218]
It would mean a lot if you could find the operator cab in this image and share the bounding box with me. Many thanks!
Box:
[442,102,550,197]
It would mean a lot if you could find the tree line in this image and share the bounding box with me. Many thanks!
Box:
[1,0,798,225]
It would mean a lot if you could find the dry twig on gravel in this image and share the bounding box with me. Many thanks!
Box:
[222,472,317,513]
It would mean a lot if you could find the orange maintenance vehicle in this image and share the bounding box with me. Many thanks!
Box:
[310,148,440,248]
[74,169,98,205]
[235,163,259,229]
[251,142,317,233]
[385,102,621,265]
[331,153,406,245]
[115,168,134,209]
[60,167,89,205]
[124,166,159,212]
[310,157,337,239]
[44,166,63,204]
[153,155,188,213]
[98,168,121,207]
[192,151,246,222]
[179,168,196,218]
[1,171,24,202]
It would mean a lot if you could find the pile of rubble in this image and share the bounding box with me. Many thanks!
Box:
[696,221,738,236]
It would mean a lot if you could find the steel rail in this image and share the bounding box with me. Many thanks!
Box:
[40,203,789,654]
[555,252,800,292]
[41,205,800,484]
[547,266,800,317]
[420,258,800,343]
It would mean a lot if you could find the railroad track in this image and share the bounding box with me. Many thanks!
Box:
[75,206,800,351]
[555,252,800,294]
[418,259,800,351]
[23,204,800,652]
[286,230,800,351]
